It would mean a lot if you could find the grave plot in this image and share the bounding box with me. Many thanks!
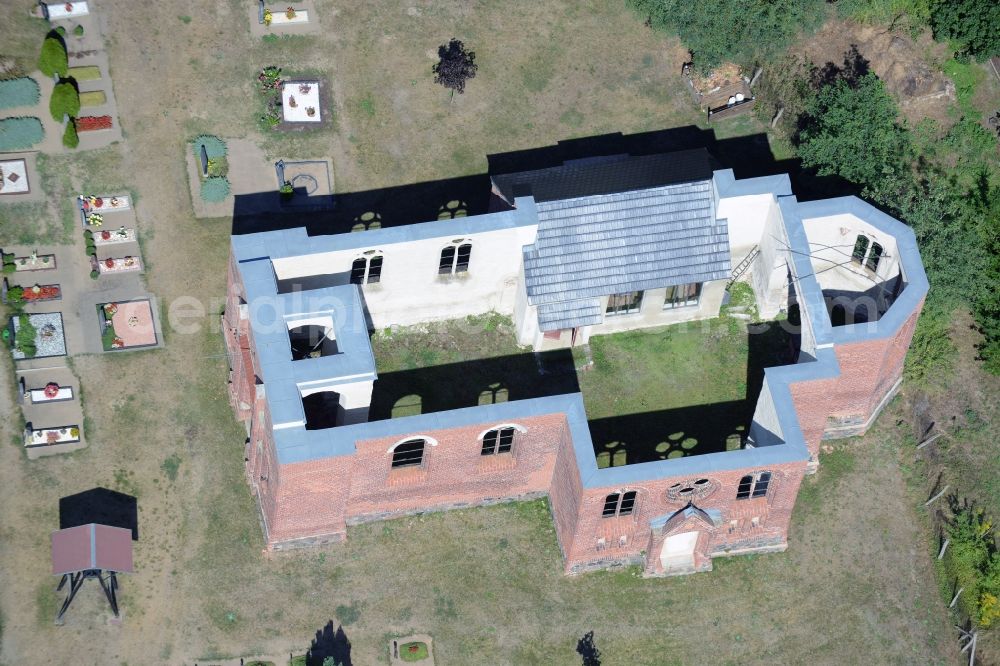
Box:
[8,312,67,360]
[97,300,157,350]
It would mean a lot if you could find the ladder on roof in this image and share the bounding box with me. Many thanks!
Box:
[728,245,759,286]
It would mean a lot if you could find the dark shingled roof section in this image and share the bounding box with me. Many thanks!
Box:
[490,148,714,204]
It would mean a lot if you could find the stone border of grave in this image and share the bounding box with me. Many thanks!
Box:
[389,634,435,665]
[250,0,321,36]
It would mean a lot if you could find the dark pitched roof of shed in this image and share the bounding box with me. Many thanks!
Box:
[491,148,713,204]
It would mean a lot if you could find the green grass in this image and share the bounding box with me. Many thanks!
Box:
[399,641,429,662]
[67,65,101,81]
[941,58,983,117]
[79,90,107,107]
[161,453,182,481]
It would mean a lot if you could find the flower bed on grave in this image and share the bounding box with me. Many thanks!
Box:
[44,1,89,19]
[20,284,61,301]
[77,115,113,132]
[98,255,141,274]
[12,254,56,271]
[30,381,74,402]
[25,426,81,448]
[93,226,135,245]
[80,194,130,212]
[281,81,322,122]
[269,6,310,24]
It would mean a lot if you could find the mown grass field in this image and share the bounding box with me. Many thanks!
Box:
[0,0,980,663]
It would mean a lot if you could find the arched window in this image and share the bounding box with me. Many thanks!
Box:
[481,426,516,455]
[439,242,472,275]
[736,472,771,499]
[602,490,637,517]
[852,235,869,263]
[865,243,883,272]
[350,254,383,284]
[391,438,426,468]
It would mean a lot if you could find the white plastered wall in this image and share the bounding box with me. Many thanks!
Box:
[271,224,538,329]
[718,193,775,267]
[801,214,901,293]
[748,199,790,319]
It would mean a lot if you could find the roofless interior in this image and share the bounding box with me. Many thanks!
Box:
[361,302,800,466]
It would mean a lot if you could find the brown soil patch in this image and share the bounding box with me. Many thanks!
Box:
[796,19,955,126]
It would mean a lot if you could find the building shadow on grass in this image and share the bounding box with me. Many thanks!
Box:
[231,126,859,236]
[306,620,352,666]
[59,487,138,540]
[369,349,580,420]
[589,318,800,466]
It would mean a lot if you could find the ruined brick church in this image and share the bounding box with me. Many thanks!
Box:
[223,146,925,576]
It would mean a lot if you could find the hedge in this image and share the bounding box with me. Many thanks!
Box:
[49,81,80,121]
[63,120,79,149]
[193,134,227,159]
[0,78,41,110]
[0,117,45,151]
[38,34,68,78]
[200,177,231,202]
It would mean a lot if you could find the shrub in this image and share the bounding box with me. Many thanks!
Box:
[15,313,37,358]
[193,134,227,159]
[38,34,68,78]
[73,24,84,37]
[0,77,41,110]
[49,80,80,121]
[62,119,79,149]
[0,117,45,151]
[200,177,230,202]
[55,26,67,37]
[89,269,99,279]
[6,286,25,305]
[279,181,293,199]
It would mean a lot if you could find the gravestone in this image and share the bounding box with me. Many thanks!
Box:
[258,0,265,23]
[199,144,209,177]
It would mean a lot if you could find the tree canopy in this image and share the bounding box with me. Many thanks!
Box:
[797,73,910,185]
[930,0,1000,58]
[629,0,824,71]
[38,33,68,78]
[432,38,478,95]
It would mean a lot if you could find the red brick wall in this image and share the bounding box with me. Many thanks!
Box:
[562,462,806,573]
[344,415,567,521]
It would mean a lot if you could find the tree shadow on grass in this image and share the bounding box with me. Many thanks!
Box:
[305,620,352,666]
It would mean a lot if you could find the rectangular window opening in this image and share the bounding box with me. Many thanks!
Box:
[606,291,644,316]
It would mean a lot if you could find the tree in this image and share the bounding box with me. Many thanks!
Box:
[38,33,68,78]
[630,0,825,71]
[49,80,80,121]
[432,38,478,96]
[797,73,911,185]
[930,0,1000,58]
[62,119,79,149]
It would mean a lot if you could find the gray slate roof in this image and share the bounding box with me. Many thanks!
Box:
[523,178,730,330]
